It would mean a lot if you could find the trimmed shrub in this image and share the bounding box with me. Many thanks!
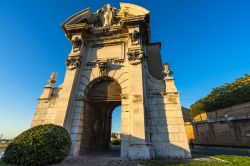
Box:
[3,124,71,166]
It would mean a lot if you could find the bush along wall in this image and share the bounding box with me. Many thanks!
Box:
[3,124,71,166]
[190,74,250,117]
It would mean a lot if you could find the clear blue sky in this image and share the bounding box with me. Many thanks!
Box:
[0,0,250,138]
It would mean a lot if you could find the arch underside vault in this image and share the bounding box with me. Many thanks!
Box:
[80,78,121,153]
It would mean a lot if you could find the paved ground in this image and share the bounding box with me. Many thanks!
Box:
[53,148,138,166]
[54,145,250,166]
[3,146,249,166]
[53,147,216,166]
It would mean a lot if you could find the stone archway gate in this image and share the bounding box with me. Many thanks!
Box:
[31,3,191,159]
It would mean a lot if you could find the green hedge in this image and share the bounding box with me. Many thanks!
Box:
[111,139,121,145]
[3,124,71,166]
[190,74,250,117]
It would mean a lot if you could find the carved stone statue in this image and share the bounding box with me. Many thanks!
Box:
[130,30,140,45]
[98,4,114,27]
[71,37,82,53]
[163,63,173,77]
[48,72,57,85]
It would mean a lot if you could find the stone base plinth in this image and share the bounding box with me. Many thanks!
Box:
[127,143,151,160]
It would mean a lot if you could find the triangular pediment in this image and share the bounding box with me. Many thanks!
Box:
[61,8,92,27]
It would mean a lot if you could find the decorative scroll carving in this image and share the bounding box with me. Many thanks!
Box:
[163,63,173,78]
[127,48,143,65]
[98,4,115,27]
[97,60,109,77]
[129,30,140,45]
[66,55,82,70]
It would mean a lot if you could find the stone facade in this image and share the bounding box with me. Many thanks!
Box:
[31,3,191,159]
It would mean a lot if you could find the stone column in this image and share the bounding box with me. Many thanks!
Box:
[163,77,191,158]
[54,35,83,128]
[123,26,151,159]
[126,56,150,159]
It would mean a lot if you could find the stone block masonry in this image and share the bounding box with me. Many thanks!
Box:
[31,2,191,159]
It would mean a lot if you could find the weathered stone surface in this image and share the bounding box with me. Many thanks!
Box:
[189,103,250,147]
[31,2,191,160]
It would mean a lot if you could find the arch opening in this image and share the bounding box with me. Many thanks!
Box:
[79,77,122,154]
[110,106,122,150]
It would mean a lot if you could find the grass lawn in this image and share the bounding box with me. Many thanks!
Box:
[0,160,12,166]
[0,161,6,166]
[140,155,250,166]
[213,155,250,166]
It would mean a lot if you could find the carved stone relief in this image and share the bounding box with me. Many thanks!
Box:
[66,55,82,70]
[97,60,109,77]
[127,48,144,65]
[87,58,124,67]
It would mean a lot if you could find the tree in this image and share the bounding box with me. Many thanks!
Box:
[190,74,250,117]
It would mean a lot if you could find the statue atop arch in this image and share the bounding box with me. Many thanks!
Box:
[98,4,115,27]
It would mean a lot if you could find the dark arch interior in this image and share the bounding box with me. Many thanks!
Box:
[80,78,121,154]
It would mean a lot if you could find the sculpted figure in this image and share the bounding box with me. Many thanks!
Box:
[130,30,140,44]
[71,37,82,53]
[163,63,173,77]
[48,72,57,85]
[98,4,114,27]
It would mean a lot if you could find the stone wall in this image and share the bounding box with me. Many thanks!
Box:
[191,102,250,147]
[206,102,250,121]
[145,70,191,158]
[184,122,194,142]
